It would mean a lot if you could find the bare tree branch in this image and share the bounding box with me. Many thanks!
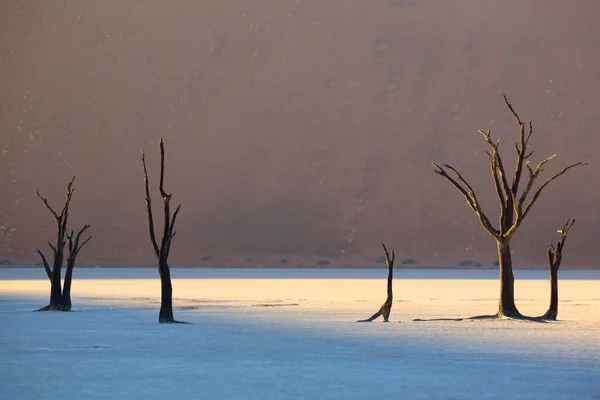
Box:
[555,218,575,255]
[479,129,519,233]
[503,94,523,126]
[158,138,175,257]
[503,95,531,197]
[37,250,52,281]
[67,230,74,255]
[37,177,76,222]
[166,204,181,258]
[170,204,182,235]
[142,151,160,257]
[522,162,588,220]
[432,162,474,209]
[54,175,77,256]
[48,242,57,255]
[517,154,557,208]
[381,242,394,265]
[161,194,172,250]
[546,244,555,267]
[481,133,506,212]
[525,149,534,159]
[442,164,482,207]
[36,191,60,220]
[547,218,575,269]
[71,224,91,258]
[432,163,500,239]
[479,130,513,199]
[61,176,76,225]
[159,138,168,198]
[381,242,395,299]
[75,236,92,257]
[73,224,90,245]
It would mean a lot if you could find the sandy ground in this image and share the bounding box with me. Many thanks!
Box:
[1,268,599,399]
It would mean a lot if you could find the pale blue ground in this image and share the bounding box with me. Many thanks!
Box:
[1,269,599,399]
[1,298,599,400]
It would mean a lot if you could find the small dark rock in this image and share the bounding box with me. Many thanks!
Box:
[0,258,12,266]
[278,257,289,264]
[200,256,213,262]
[401,257,417,265]
[376,255,386,263]
[457,259,474,266]
[317,259,330,266]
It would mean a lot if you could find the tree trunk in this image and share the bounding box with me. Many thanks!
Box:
[541,265,559,320]
[497,241,520,317]
[358,243,394,322]
[62,262,74,312]
[36,178,89,312]
[49,254,64,310]
[158,260,174,323]
[142,140,184,323]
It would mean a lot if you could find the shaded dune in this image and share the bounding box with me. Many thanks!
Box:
[0,0,598,266]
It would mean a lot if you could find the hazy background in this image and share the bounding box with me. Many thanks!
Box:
[1,0,598,267]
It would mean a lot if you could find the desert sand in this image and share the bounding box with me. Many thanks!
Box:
[1,0,599,267]
[1,268,599,399]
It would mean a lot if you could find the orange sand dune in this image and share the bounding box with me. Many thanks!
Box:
[1,1,598,267]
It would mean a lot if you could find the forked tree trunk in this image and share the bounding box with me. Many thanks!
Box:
[36,179,91,312]
[497,241,519,317]
[358,243,395,322]
[539,218,574,321]
[37,177,73,311]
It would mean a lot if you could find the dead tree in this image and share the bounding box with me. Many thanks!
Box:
[433,95,586,319]
[142,139,185,324]
[36,177,91,311]
[358,243,395,322]
[539,218,575,321]
[62,225,91,311]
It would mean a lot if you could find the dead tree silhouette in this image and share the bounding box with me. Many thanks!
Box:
[539,218,575,321]
[36,176,91,311]
[430,95,586,320]
[141,139,187,324]
[358,243,395,322]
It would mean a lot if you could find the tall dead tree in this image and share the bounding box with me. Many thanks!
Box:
[433,95,586,319]
[142,139,184,324]
[358,243,395,322]
[539,218,575,321]
[36,176,91,311]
